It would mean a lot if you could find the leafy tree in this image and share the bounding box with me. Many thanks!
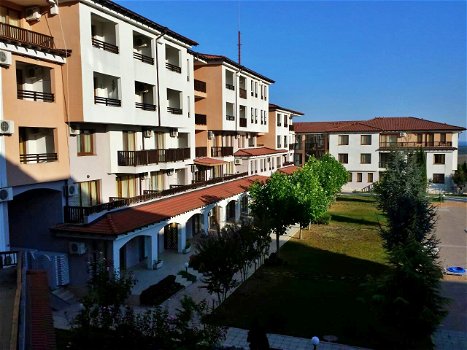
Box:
[370,151,447,348]
[452,161,467,192]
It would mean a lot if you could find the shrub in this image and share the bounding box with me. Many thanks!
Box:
[140,275,183,306]
[264,252,284,267]
[313,212,331,225]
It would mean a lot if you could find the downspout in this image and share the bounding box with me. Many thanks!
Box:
[155,29,167,128]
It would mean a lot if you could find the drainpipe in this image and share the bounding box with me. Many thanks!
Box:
[155,29,167,128]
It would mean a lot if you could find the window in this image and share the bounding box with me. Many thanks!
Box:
[368,173,374,183]
[347,172,352,182]
[357,173,363,182]
[432,174,445,184]
[122,131,136,151]
[360,153,371,164]
[277,113,281,126]
[417,134,423,143]
[361,135,372,145]
[284,136,288,147]
[338,135,349,145]
[440,133,447,144]
[79,180,100,207]
[117,174,139,197]
[434,154,445,164]
[250,81,254,96]
[250,107,254,123]
[277,136,281,148]
[0,6,20,26]
[338,153,348,164]
[78,130,94,155]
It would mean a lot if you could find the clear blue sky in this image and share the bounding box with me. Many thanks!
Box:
[116,0,466,141]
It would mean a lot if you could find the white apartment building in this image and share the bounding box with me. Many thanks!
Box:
[295,117,465,192]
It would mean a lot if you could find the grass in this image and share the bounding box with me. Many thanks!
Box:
[209,195,388,348]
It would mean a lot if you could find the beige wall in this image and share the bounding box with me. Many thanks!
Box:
[194,65,223,131]
[3,55,70,186]
[257,110,276,148]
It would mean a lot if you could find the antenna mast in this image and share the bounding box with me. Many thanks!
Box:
[237,31,241,65]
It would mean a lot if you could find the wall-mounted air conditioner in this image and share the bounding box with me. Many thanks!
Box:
[0,120,14,135]
[143,129,153,138]
[64,184,79,197]
[234,159,242,165]
[69,242,86,255]
[170,129,178,138]
[0,50,12,67]
[25,7,41,22]
[0,187,13,202]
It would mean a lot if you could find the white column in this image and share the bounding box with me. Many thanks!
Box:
[146,235,158,269]
[218,205,226,230]
[235,200,241,223]
[112,241,121,273]
[202,211,209,234]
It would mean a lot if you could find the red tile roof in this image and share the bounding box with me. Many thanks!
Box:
[295,117,465,133]
[27,271,56,350]
[54,176,267,237]
[278,166,299,175]
[194,157,225,166]
[234,147,288,157]
[269,103,304,116]
[189,51,275,83]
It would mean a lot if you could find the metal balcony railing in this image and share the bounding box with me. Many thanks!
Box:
[17,89,54,102]
[118,148,190,166]
[226,115,235,121]
[195,114,207,125]
[135,102,156,111]
[20,153,58,164]
[133,52,154,65]
[211,146,233,157]
[0,23,53,49]
[166,62,181,73]
[239,88,247,99]
[379,141,453,148]
[92,38,119,54]
[95,96,121,107]
[167,106,182,114]
[194,79,207,93]
[225,83,235,90]
[195,147,207,157]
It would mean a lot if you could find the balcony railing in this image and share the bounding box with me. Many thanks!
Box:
[289,124,294,131]
[194,79,207,93]
[196,147,207,157]
[0,251,18,268]
[166,62,181,73]
[0,23,53,49]
[17,89,54,102]
[95,96,121,107]
[379,162,389,168]
[64,172,249,223]
[20,153,58,164]
[239,88,247,99]
[226,115,235,121]
[195,114,207,125]
[92,38,119,54]
[240,118,247,127]
[133,52,154,65]
[379,141,453,148]
[211,146,233,157]
[225,83,235,90]
[118,148,190,166]
[167,107,182,114]
[135,102,156,111]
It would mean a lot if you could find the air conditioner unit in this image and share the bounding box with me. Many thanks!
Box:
[0,120,14,135]
[170,129,178,138]
[0,187,13,202]
[400,132,407,137]
[134,37,148,48]
[69,126,80,136]
[167,169,174,176]
[64,184,78,197]
[69,242,86,255]
[143,129,153,138]
[0,50,12,66]
[234,159,242,165]
[25,7,41,22]
[208,131,214,140]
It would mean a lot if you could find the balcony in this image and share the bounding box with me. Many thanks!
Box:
[379,162,389,168]
[194,79,207,93]
[19,127,57,164]
[166,62,181,73]
[167,107,182,114]
[289,124,294,131]
[195,114,207,125]
[379,141,453,149]
[92,37,119,54]
[226,115,235,121]
[195,147,207,157]
[20,153,57,164]
[118,148,190,166]
[239,88,247,99]
[240,118,247,127]
[135,102,156,111]
[133,52,154,65]
[211,146,233,157]
[17,90,54,103]
[225,83,235,90]
[95,96,121,107]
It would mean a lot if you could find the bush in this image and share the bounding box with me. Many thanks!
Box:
[140,275,183,306]
[189,253,202,270]
[313,212,331,225]
[264,253,284,267]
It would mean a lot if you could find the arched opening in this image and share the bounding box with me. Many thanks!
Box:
[186,213,203,239]
[119,235,150,270]
[163,223,179,251]
[226,200,236,223]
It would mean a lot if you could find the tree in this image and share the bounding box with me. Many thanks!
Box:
[370,151,447,347]
[452,161,467,192]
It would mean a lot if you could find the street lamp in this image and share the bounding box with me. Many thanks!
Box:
[184,262,189,273]
[311,336,319,350]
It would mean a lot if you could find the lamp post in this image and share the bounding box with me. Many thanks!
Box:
[311,336,319,350]
[184,262,189,273]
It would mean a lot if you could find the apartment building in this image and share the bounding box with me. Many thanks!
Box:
[294,117,465,192]
[191,51,280,178]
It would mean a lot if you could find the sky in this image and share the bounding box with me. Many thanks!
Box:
[116,0,466,141]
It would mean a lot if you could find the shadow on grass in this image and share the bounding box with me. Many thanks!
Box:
[336,196,376,204]
[209,240,390,349]
[331,214,380,227]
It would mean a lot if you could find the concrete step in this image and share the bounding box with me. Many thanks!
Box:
[187,267,203,279]
[51,287,77,304]
[175,274,191,287]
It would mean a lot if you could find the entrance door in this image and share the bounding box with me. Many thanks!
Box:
[164,224,178,250]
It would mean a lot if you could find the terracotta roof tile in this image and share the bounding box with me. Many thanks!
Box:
[194,157,225,166]
[234,147,288,157]
[278,166,299,175]
[54,176,267,237]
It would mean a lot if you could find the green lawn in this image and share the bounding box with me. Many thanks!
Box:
[209,195,388,348]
